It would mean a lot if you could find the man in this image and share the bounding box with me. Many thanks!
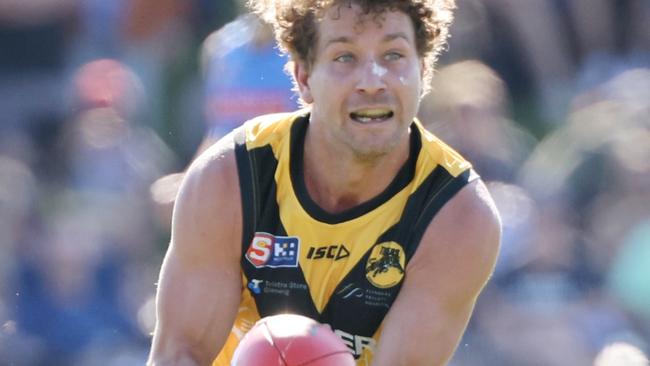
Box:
[148,1,501,365]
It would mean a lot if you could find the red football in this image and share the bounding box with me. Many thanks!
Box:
[231,314,356,366]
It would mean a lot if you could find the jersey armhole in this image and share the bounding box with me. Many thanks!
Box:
[234,126,256,256]
[404,168,478,259]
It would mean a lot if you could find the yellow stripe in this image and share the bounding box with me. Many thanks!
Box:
[414,118,472,178]
[212,274,261,366]
[243,110,306,151]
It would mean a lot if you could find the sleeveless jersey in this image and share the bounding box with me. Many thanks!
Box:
[213,111,476,365]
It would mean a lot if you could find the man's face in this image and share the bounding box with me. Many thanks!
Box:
[296,4,423,159]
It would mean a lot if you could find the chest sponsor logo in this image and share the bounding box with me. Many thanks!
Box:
[245,232,300,268]
[335,283,392,308]
[365,241,405,289]
[247,278,308,297]
[306,244,350,260]
[334,328,376,359]
[247,279,264,294]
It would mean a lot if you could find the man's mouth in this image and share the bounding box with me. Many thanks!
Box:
[350,108,394,123]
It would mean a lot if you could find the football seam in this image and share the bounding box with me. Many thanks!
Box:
[264,321,290,366]
[292,350,354,366]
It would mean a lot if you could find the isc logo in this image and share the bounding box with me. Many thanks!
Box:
[245,232,300,268]
[306,245,350,260]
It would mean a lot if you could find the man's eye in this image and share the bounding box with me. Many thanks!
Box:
[334,54,355,63]
[384,52,403,61]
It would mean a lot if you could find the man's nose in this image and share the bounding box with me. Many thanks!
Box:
[356,60,387,95]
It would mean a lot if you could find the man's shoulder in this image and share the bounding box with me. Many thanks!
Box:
[189,110,302,185]
[182,132,241,202]
[169,133,244,272]
[240,110,307,149]
[187,110,303,184]
[414,120,473,178]
[432,178,500,247]
[412,178,501,276]
[406,179,501,304]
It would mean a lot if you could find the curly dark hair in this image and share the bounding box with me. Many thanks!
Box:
[248,0,456,94]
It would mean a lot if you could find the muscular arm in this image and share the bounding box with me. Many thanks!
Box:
[372,179,501,366]
[148,134,243,365]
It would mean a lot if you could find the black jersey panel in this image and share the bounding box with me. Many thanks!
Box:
[236,127,320,319]
[290,116,422,224]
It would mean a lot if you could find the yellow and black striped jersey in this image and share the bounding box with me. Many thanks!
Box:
[213,111,476,366]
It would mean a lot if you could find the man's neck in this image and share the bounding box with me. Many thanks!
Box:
[302,127,411,214]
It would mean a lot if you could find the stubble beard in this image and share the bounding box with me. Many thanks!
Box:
[342,124,409,164]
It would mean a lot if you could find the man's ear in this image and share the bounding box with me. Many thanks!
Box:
[293,60,314,104]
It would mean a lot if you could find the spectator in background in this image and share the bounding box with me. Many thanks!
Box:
[62,59,177,192]
[0,155,38,362]
[68,0,239,149]
[69,0,193,133]
[4,58,177,366]
[440,0,650,135]
[0,0,76,142]
[518,68,650,285]
[467,66,650,366]
[149,13,297,227]
[198,12,298,149]
[419,60,537,182]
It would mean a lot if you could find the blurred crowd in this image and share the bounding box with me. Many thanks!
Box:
[0,0,648,365]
